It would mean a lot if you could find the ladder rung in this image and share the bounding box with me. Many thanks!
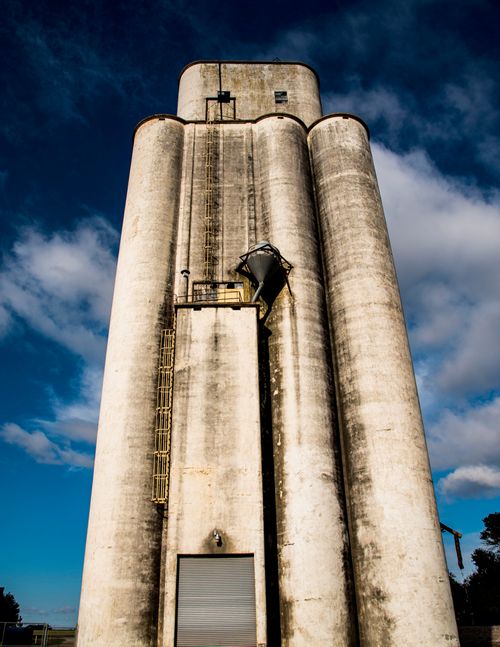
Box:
[152,326,175,504]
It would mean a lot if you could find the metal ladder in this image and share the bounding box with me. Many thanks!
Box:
[152,103,223,504]
[152,325,175,504]
[203,105,219,281]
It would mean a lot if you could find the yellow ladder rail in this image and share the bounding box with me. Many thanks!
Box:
[152,326,176,504]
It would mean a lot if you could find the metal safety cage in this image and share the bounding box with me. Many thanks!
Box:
[152,326,176,504]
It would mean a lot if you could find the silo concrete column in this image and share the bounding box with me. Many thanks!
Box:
[254,116,356,647]
[77,117,184,647]
[308,115,459,646]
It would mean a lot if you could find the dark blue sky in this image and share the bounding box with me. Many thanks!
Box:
[1,0,499,627]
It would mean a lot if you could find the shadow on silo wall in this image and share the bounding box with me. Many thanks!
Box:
[258,324,281,647]
[459,626,500,646]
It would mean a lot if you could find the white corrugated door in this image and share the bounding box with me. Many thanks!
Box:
[176,555,257,647]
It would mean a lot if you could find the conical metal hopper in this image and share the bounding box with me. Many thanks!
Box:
[245,241,282,284]
[238,241,291,303]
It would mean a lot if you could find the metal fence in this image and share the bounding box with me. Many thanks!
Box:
[176,281,245,305]
[0,623,75,647]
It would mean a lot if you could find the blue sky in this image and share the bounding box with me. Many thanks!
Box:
[1,0,499,628]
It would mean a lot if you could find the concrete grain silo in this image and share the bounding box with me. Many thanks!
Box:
[76,61,460,647]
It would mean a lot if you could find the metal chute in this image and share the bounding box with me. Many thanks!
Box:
[237,241,292,303]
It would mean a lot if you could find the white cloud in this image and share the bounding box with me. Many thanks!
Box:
[373,143,500,400]
[42,418,97,445]
[22,604,77,625]
[0,422,93,468]
[428,398,500,472]
[442,72,498,133]
[435,303,500,395]
[0,217,117,363]
[324,75,499,170]
[39,365,102,446]
[24,605,76,616]
[371,143,500,499]
[0,217,116,467]
[438,465,500,500]
[0,303,10,335]
[323,85,417,146]
[0,364,99,468]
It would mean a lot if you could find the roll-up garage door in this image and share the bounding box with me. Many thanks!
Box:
[176,555,257,647]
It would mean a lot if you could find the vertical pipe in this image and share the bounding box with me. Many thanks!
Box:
[174,123,196,300]
[254,115,357,647]
[77,117,184,647]
[308,115,459,646]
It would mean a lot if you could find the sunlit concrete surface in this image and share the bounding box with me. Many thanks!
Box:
[77,61,458,647]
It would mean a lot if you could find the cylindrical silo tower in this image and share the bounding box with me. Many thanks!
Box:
[77,61,459,647]
[77,117,184,646]
[308,114,459,646]
[253,115,356,646]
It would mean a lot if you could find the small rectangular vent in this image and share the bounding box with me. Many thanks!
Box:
[274,90,288,104]
[217,90,231,103]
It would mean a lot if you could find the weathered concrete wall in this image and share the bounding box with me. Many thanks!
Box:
[218,123,258,275]
[173,121,257,294]
[254,115,357,646]
[77,117,184,647]
[308,114,459,646]
[178,62,322,126]
[161,305,266,646]
[78,61,457,647]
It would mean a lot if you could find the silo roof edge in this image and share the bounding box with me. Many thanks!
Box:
[308,113,371,138]
[178,60,320,87]
[133,114,186,139]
